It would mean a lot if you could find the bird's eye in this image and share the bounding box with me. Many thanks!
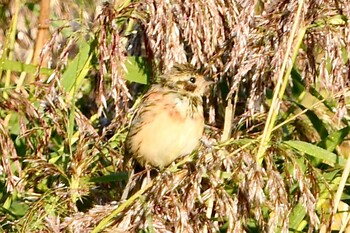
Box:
[189,77,196,83]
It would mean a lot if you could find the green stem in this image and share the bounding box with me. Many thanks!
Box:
[256,0,306,165]
[1,0,21,98]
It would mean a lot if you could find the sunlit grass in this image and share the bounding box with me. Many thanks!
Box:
[1,0,350,232]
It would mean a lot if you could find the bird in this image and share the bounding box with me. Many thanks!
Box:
[124,63,213,170]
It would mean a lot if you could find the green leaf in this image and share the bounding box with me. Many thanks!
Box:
[309,87,334,112]
[284,140,346,166]
[88,173,129,183]
[7,113,21,135]
[341,46,349,63]
[295,103,328,139]
[9,200,29,217]
[0,59,53,75]
[48,153,62,164]
[125,56,150,84]
[291,68,305,100]
[289,203,306,231]
[318,126,350,152]
[61,40,92,93]
[327,15,347,26]
[2,196,12,210]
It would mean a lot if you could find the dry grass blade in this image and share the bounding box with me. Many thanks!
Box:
[0,118,22,192]
[1,0,350,232]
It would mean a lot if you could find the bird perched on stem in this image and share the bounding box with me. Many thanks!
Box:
[125,64,213,170]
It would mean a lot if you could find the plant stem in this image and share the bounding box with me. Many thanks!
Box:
[256,0,305,165]
[1,0,21,98]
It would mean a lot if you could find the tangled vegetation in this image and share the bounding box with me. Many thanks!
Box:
[1,0,350,232]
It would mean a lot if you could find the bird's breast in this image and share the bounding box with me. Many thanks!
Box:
[129,91,205,168]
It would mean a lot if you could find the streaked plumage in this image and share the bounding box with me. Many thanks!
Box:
[125,64,213,168]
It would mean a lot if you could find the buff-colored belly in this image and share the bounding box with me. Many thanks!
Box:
[129,95,204,168]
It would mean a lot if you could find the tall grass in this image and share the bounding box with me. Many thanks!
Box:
[0,0,350,232]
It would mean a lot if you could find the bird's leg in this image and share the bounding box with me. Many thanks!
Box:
[141,164,152,189]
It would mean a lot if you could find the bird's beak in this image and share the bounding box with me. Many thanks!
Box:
[204,76,215,85]
[202,76,215,96]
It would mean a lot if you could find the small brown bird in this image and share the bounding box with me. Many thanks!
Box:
[125,64,213,169]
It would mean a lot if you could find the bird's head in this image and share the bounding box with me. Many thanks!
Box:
[160,63,214,96]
